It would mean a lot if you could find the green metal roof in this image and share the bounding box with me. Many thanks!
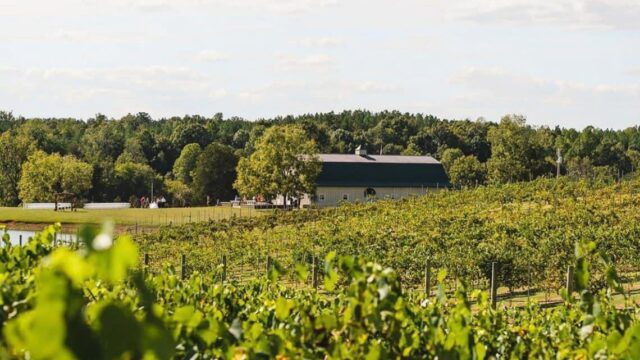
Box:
[316,158,450,187]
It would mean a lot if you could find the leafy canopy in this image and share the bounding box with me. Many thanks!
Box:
[235,125,320,201]
[18,151,93,203]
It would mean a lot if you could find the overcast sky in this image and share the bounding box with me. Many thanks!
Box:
[1,0,639,129]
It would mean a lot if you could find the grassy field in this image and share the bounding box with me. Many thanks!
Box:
[0,206,266,228]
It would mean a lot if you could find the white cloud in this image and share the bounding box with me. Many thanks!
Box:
[452,66,640,99]
[209,88,229,98]
[447,66,640,127]
[195,50,230,63]
[214,0,339,15]
[46,29,148,44]
[276,54,335,70]
[5,0,340,16]
[448,0,640,29]
[294,37,343,47]
[354,81,400,93]
[0,65,212,99]
[383,35,442,52]
[208,79,400,103]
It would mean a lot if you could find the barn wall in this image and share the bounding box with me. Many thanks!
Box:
[301,186,442,208]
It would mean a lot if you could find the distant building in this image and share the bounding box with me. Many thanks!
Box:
[299,147,450,208]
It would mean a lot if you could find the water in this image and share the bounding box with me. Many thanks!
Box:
[3,229,77,246]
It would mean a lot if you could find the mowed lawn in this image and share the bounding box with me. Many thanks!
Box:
[0,206,267,227]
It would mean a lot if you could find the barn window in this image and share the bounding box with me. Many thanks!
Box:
[342,194,349,200]
[318,194,325,202]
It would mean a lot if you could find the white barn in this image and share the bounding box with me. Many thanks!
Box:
[299,148,450,208]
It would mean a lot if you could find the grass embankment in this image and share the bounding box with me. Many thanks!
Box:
[0,206,266,229]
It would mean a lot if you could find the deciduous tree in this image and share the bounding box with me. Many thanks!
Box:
[192,143,238,203]
[448,155,487,188]
[0,133,32,205]
[18,151,93,203]
[173,143,202,184]
[234,125,320,204]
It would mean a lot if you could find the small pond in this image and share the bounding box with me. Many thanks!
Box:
[3,229,76,246]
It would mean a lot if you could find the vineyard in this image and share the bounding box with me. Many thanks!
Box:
[3,178,640,358]
[2,222,640,358]
[138,177,640,296]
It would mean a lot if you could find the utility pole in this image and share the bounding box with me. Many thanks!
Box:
[556,148,563,178]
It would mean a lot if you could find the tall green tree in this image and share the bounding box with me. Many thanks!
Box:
[18,151,93,203]
[234,125,320,204]
[164,179,195,207]
[0,133,32,205]
[486,115,553,183]
[173,143,202,184]
[80,119,125,164]
[171,123,211,149]
[439,148,464,172]
[113,162,160,201]
[192,143,238,203]
[447,155,487,187]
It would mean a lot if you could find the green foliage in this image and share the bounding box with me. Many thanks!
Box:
[171,122,211,149]
[0,132,32,206]
[164,179,195,207]
[440,147,464,171]
[172,143,202,184]
[114,162,161,200]
[448,155,487,187]
[235,125,321,201]
[116,138,149,165]
[18,151,93,203]
[140,177,640,293]
[2,225,640,358]
[192,143,238,203]
[487,115,554,183]
[4,110,640,204]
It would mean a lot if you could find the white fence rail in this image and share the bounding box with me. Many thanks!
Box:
[23,202,131,210]
[23,203,71,210]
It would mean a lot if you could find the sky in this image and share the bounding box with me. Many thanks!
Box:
[0,0,638,129]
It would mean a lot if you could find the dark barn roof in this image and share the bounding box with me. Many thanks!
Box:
[316,154,450,187]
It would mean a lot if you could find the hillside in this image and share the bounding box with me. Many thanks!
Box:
[138,177,640,291]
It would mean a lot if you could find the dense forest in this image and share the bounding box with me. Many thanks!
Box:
[0,110,638,206]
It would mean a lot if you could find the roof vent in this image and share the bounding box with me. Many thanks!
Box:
[355,145,367,156]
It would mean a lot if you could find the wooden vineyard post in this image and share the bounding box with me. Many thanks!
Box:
[181,254,187,280]
[424,260,431,296]
[144,253,150,274]
[490,262,498,309]
[19,235,22,247]
[566,265,575,296]
[222,256,227,282]
[266,255,272,276]
[312,256,319,290]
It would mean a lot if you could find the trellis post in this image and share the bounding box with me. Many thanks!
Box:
[222,255,227,282]
[312,256,319,290]
[490,262,498,309]
[566,265,575,295]
[424,260,431,296]
[266,255,272,275]
[181,254,187,280]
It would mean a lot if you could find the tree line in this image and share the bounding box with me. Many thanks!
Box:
[0,110,638,206]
